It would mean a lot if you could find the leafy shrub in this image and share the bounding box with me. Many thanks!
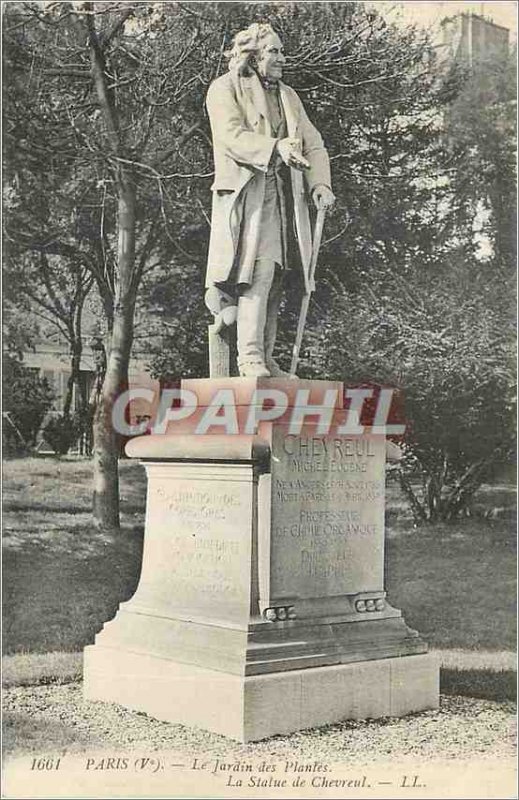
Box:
[42,414,80,456]
[2,355,54,449]
[304,261,515,522]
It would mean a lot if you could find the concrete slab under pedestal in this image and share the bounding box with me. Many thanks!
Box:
[84,646,439,743]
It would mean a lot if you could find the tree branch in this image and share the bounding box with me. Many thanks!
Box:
[83,2,120,154]
[42,68,91,79]
[100,6,134,49]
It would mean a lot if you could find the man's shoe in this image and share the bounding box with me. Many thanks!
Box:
[266,359,296,379]
[239,362,271,378]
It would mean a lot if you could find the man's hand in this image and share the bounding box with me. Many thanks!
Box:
[276,138,310,172]
[205,286,237,332]
[312,184,335,210]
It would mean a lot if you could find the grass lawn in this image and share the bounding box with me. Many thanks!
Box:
[3,457,516,697]
[385,520,516,651]
[3,458,146,653]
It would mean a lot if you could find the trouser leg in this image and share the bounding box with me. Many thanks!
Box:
[264,276,293,377]
[264,267,284,364]
[237,259,276,374]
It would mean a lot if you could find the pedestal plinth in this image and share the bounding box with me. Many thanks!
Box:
[84,378,438,741]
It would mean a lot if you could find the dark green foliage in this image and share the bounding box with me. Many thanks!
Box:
[42,414,80,456]
[2,355,54,450]
[305,259,515,521]
[140,264,209,381]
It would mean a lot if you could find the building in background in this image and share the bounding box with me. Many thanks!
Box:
[440,11,509,65]
[22,337,157,454]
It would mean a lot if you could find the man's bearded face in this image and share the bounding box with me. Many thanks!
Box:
[256,32,286,81]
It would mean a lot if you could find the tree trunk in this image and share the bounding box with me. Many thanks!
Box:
[398,469,427,524]
[92,385,121,530]
[93,170,136,530]
[85,8,139,530]
[63,373,75,419]
[63,342,83,419]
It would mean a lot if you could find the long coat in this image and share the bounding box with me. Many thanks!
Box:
[205,70,331,288]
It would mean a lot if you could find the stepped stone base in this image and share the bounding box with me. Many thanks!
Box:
[84,646,438,743]
[83,378,439,742]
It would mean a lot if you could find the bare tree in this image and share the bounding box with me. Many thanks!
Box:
[3,1,213,528]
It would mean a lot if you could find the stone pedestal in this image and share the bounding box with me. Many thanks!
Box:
[84,378,439,742]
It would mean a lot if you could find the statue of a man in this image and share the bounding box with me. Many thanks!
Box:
[205,22,335,378]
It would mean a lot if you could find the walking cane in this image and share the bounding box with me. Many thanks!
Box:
[289,206,326,376]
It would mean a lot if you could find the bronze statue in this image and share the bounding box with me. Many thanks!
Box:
[205,22,334,378]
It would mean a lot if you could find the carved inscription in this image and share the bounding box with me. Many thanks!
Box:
[283,436,376,473]
[275,479,383,506]
[140,476,251,612]
[155,487,240,531]
[270,430,385,597]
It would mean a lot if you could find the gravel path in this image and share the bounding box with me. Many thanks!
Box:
[3,683,516,764]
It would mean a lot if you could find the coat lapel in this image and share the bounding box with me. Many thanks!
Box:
[234,72,301,139]
[239,73,271,134]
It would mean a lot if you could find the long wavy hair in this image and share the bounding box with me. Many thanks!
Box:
[225,23,278,76]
